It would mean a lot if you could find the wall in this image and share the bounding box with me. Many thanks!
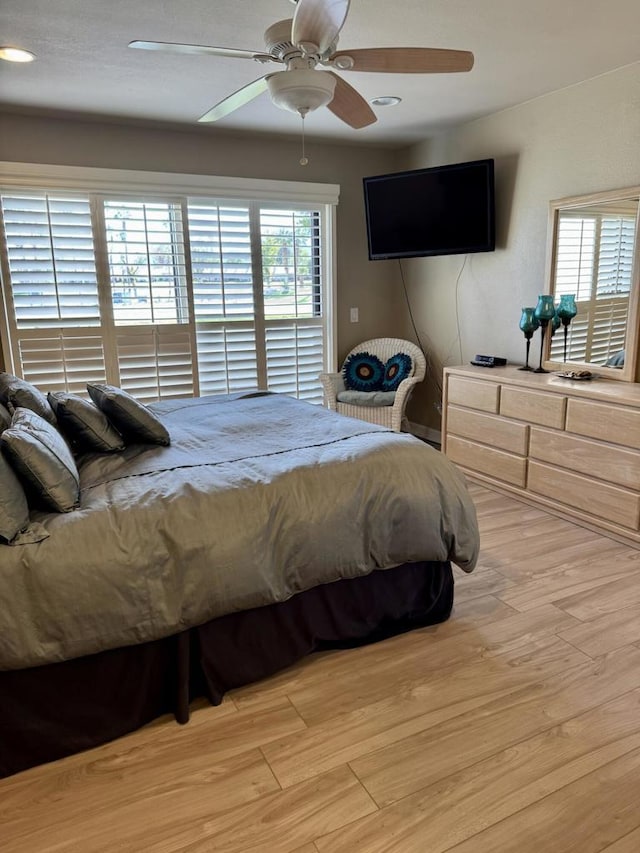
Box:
[0,112,405,370]
[398,61,640,430]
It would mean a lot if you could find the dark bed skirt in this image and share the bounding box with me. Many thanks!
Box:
[0,561,453,778]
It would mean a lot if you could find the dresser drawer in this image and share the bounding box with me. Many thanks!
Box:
[447,376,499,413]
[530,427,640,490]
[500,386,566,429]
[566,398,640,450]
[448,406,529,455]
[528,461,640,530]
[446,435,527,487]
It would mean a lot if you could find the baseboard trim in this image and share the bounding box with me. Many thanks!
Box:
[407,421,442,446]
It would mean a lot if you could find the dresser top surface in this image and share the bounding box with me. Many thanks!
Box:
[445,365,640,408]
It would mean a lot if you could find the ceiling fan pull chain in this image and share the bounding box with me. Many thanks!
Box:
[299,110,309,166]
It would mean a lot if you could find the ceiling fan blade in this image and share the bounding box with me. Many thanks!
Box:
[128,40,274,63]
[326,72,376,129]
[332,47,474,73]
[197,76,270,123]
[292,0,351,55]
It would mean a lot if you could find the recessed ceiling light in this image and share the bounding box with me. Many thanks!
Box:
[370,96,402,107]
[0,46,36,63]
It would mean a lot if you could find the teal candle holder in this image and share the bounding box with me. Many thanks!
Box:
[533,294,556,373]
[518,307,540,371]
[556,294,578,362]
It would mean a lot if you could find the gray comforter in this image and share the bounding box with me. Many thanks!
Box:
[0,393,479,670]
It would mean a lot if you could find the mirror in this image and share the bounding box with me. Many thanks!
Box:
[544,185,640,382]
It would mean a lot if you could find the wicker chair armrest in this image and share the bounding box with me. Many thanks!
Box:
[390,376,422,431]
[393,375,421,404]
[319,372,344,410]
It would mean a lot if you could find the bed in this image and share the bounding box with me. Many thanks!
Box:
[0,391,479,778]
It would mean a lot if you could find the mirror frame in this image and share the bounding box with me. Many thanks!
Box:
[543,185,640,382]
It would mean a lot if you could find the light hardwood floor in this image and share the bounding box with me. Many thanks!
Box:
[3,483,640,852]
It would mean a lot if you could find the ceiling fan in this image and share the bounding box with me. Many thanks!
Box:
[129,0,474,130]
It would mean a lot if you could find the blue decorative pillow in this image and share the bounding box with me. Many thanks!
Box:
[381,353,413,391]
[342,352,384,392]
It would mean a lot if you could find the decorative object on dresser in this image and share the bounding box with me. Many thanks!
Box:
[533,294,556,373]
[518,307,540,371]
[556,369,595,381]
[442,364,640,548]
[555,294,578,363]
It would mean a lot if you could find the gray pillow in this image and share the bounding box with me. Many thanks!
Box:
[0,402,12,433]
[0,450,30,542]
[87,383,170,446]
[0,372,56,425]
[1,408,80,513]
[48,391,125,453]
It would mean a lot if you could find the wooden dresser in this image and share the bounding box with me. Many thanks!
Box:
[442,365,640,547]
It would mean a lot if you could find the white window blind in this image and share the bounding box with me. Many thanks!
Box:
[0,192,108,390]
[116,327,196,402]
[102,199,194,401]
[549,212,634,364]
[1,193,100,328]
[188,201,258,394]
[265,322,325,401]
[104,200,189,326]
[16,330,108,395]
[260,208,324,403]
[0,180,333,404]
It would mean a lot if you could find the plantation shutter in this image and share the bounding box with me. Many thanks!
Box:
[0,192,108,391]
[260,207,324,403]
[591,215,635,363]
[187,200,259,394]
[549,212,634,364]
[103,199,196,401]
[1,171,335,405]
[115,327,196,402]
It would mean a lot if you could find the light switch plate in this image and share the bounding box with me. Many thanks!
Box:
[350,307,359,323]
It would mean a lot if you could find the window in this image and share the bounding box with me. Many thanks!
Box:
[0,167,337,404]
[549,210,635,364]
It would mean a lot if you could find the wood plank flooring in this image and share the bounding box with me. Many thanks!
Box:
[2,483,640,852]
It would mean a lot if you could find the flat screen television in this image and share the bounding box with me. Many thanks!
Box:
[363,158,495,260]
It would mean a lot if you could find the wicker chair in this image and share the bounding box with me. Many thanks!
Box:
[319,337,426,432]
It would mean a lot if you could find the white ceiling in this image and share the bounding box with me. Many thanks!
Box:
[2,0,640,145]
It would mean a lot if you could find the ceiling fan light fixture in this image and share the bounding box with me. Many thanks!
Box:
[267,69,336,115]
[370,95,402,107]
